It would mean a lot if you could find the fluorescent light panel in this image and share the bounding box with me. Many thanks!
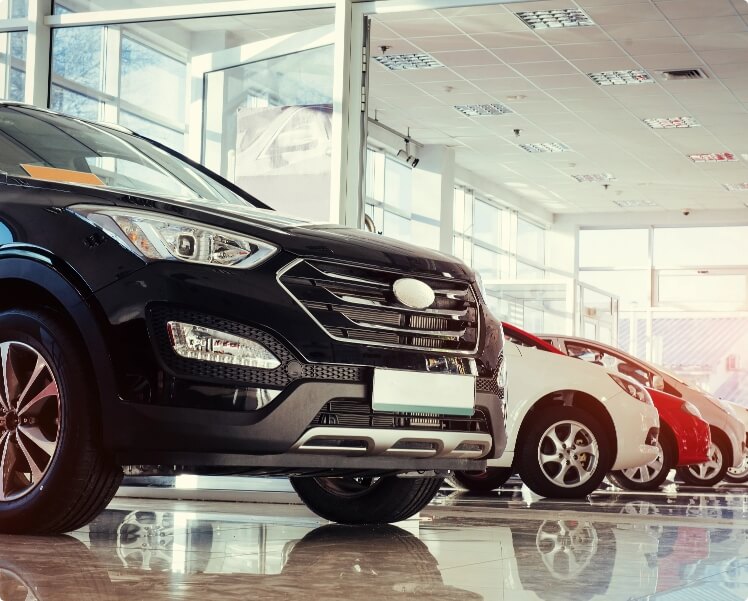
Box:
[588,70,653,86]
[688,152,737,163]
[374,53,443,71]
[454,103,513,117]
[520,142,570,153]
[516,9,594,29]
[572,173,615,183]
[644,116,700,129]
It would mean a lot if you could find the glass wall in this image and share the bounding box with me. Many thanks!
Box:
[364,147,440,250]
[580,225,748,406]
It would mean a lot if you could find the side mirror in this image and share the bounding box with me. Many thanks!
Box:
[652,375,665,391]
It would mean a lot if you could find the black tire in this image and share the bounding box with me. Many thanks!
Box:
[724,448,748,484]
[518,405,612,498]
[0,309,122,534]
[290,475,443,524]
[676,434,731,487]
[451,467,513,492]
[608,433,675,491]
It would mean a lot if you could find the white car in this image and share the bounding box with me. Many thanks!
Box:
[454,340,660,498]
[725,401,748,484]
[543,335,747,487]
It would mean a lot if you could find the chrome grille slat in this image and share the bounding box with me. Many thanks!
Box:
[278,259,481,353]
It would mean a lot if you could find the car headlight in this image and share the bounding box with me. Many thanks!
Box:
[609,374,651,404]
[71,206,277,269]
[682,401,703,419]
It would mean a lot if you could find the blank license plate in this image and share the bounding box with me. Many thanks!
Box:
[372,369,476,416]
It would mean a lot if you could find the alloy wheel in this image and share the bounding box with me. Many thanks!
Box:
[621,440,665,484]
[727,449,748,479]
[688,442,723,481]
[537,420,599,488]
[0,341,61,501]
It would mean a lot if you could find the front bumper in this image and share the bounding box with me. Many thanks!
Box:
[667,412,711,466]
[607,392,660,470]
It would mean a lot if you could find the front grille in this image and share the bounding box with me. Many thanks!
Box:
[476,351,503,397]
[309,398,490,433]
[278,259,480,353]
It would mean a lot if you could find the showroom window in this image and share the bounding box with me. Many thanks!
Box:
[365,147,440,251]
[0,0,28,102]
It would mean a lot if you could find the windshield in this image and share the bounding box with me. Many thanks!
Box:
[0,105,262,208]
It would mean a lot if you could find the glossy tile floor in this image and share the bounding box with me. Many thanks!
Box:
[2,479,747,600]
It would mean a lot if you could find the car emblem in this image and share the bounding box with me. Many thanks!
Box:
[392,278,435,310]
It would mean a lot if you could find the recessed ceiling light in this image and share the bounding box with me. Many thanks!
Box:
[572,173,615,183]
[520,142,570,153]
[516,9,594,30]
[374,53,443,71]
[613,199,657,208]
[588,70,653,86]
[724,183,748,191]
[454,103,513,117]
[643,116,700,129]
[688,152,737,163]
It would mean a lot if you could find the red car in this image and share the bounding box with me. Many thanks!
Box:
[503,323,711,491]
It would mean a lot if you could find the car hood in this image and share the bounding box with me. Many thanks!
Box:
[36,180,475,280]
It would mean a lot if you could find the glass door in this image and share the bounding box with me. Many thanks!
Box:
[190,25,334,221]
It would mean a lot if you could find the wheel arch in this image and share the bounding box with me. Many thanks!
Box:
[516,390,618,469]
[0,251,117,444]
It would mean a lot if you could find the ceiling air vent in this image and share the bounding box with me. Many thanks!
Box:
[659,68,707,81]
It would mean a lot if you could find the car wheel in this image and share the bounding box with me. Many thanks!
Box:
[518,406,611,498]
[724,447,748,484]
[608,437,674,491]
[451,467,513,492]
[676,437,730,487]
[0,310,122,534]
[290,475,443,524]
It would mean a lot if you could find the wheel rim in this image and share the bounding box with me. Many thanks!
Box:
[0,341,61,501]
[688,442,723,481]
[621,440,665,483]
[537,420,599,488]
[727,449,748,478]
[314,477,380,498]
[535,520,598,580]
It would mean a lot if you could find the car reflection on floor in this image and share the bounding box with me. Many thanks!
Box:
[0,483,747,601]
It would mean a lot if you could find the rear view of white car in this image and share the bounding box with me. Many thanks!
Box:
[454,341,660,498]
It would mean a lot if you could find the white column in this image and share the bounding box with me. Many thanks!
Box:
[411,145,455,254]
[25,0,52,107]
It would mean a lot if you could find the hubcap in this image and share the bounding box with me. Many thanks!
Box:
[0,341,61,501]
[621,440,665,483]
[537,420,599,488]
[728,449,748,478]
[688,442,723,481]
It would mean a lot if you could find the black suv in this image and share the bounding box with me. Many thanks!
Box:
[0,103,506,533]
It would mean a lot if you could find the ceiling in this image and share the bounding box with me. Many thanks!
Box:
[368,0,748,215]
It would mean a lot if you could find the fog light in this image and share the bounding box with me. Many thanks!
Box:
[167,322,281,369]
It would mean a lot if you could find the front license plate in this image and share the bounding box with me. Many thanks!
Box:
[372,369,476,416]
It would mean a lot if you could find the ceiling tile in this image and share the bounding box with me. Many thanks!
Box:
[436,5,510,18]
[620,37,692,55]
[449,13,528,34]
[554,42,627,60]
[492,45,561,63]
[671,16,748,36]
[417,80,481,95]
[512,61,580,77]
[687,32,748,52]
[534,26,611,44]
[634,52,704,70]
[429,49,502,67]
[572,57,641,72]
[603,20,677,41]
[385,18,462,38]
[654,0,737,19]
[471,31,546,48]
[411,35,482,52]
[476,77,539,93]
[452,64,518,79]
[528,73,596,88]
[701,49,748,66]
[586,4,666,24]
